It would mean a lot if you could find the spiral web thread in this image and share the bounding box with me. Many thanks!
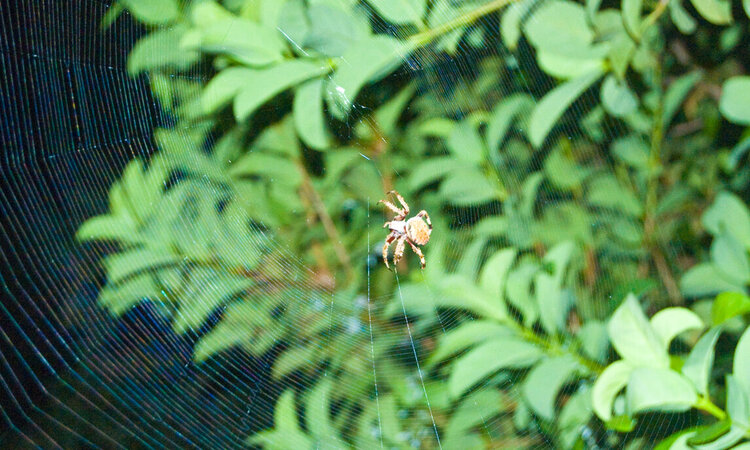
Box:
[0,0,654,448]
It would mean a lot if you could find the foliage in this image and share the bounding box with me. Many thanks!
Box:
[80,0,750,447]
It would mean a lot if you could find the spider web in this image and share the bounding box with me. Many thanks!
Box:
[0,0,666,448]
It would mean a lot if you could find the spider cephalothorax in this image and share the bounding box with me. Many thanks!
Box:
[379,190,432,269]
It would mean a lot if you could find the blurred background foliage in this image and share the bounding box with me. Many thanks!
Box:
[78,0,750,447]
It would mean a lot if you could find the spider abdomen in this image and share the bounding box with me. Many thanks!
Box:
[406,218,431,245]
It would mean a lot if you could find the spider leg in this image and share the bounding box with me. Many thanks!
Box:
[416,210,432,230]
[406,239,426,269]
[378,199,405,220]
[382,232,396,268]
[393,235,407,266]
[387,190,410,215]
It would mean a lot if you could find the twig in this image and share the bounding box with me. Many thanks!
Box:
[296,161,354,283]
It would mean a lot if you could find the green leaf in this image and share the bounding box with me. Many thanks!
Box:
[578,320,609,363]
[523,1,596,57]
[711,232,750,283]
[438,275,509,322]
[669,0,697,34]
[246,392,311,447]
[479,248,517,301]
[76,215,139,244]
[703,191,750,249]
[529,70,603,148]
[270,344,319,379]
[487,94,533,153]
[101,3,124,29]
[440,168,497,205]
[688,0,732,25]
[735,327,750,394]
[681,327,721,395]
[305,379,336,438]
[194,321,258,362]
[305,3,366,57]
[649,307,704,349]
[621,0,643,39]
[607,294,669,367]
[103,249,180,284]
[294,78,331,150]
[587,174,643,217]
[726,374,750,429]
[122,0,178,25]
[681,263,747,298]
[429,321,514,365]
[98,274,162,316]
[196,18,287,66]
[544,146,592,190]
[408,156,463,191]
[612,135,650,169]
[536,51,606,80]
[449,338,543,398]
[445,390,504,440]
[501,0,535,51]
[522,356,580,420]
[720,77,750,125]
[446,120,485,164]
[365,0,426,25]
[234,61,329,121]
[326,35,407,119]
[627,367,697,415]
[128,25,199,75]
[712,292,750,326]
[506,260,540,327]
[663,71,703,128]
[686,420,733,446]
[601,74,638,117]
[535,241,575,334]
[592,360,634,421]
[173,273,255,334]
[202,68,254,115]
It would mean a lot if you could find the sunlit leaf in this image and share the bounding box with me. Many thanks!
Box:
[234,61,329,121]
[711,232,750,283]
[702,191,750,249]
[607,294,669,367]
[681,327,721,395]
[128,25,199,74]
[720,77,750,125]
[449,338,543,398]
[366,0,426,25]
[712,292,750,326]
[294,78,331,150]
[735,327,750,394]
[649,307,704,349]
[626,367,697,415]
[601,74,638,117]
[681,263,747,298]
[122,0,179,25]
[621,0,643,39]
[522,355,580,420]
[535,241,575,334]
[326,35,407,119]
[592,360,633,421]
[688,0,732,25]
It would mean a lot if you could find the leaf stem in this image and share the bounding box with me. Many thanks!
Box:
[642,0,671,30]
[408,0,518,48]
[510,323,605,374]
[296,160,354,283]
[694,395,727,421]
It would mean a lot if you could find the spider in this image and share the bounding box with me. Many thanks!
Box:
[379,190,432,269]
